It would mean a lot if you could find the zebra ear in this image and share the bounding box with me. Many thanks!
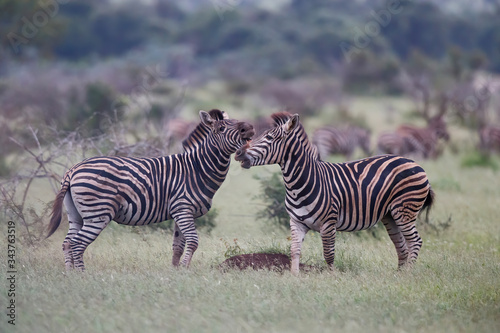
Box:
[284,114,300,133]
[222,111,230,120]
[199,110,215,128]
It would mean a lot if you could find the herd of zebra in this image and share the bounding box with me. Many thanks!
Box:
[51,107,500,274]
[167,113,500,163]
[315,114,499,161]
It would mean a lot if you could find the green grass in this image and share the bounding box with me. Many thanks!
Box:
[1,227,499,333]
[2,96,500,333]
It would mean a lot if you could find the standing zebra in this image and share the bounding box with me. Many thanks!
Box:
[312,125,371,160]
[479,125,500,153]
[377,115,449,159]
[376,132,425,158]
[47,110,254,271]
[397,115,449,158]
[236,112,434,275]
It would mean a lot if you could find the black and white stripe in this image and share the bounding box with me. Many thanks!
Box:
[236,112,434,274]
[47,109,254,271]
[312,125,371,160]
[377,116,449,159]
[376,132,425,158]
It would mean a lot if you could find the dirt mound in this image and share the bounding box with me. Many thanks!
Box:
[219,253,317,273]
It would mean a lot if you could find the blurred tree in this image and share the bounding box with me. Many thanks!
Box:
[381,1,448,59]
[0,0,65,57]
[468,49,488,71]
[66,82,119,135]
[448,46,464,81]
[478,19,500,72]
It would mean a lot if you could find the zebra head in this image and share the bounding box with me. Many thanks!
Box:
[198,109,255,155]
[236,112,301,169]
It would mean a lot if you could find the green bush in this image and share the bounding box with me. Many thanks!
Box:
[254,172,289,230]
[461,151,499,171]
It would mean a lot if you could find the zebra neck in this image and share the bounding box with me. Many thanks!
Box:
[280,130,319,187]
[186,142,232,192]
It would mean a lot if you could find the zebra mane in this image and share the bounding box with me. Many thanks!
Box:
[207,109,225,121]
[182,109,225,152]
[270,111,321,161]
[271,112,294,126]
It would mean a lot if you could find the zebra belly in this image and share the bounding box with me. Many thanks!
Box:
[112,198,209,225]
[113,202,171,226]
[335,212,380,232]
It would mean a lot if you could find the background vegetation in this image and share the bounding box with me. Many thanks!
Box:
[1,1,500,332]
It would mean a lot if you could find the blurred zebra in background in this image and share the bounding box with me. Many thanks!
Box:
[378,92,449,159]
[312,125,371,160]
[377,115,449,159]
[47,109,254,271]
[479,125,500,153]
[236,112,434,275]
[376,132,425,157]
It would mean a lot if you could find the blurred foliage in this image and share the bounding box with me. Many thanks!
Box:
[461,151,499,171]
[2,0,500,75]
[254,172,289,230]
[66,82,120,135]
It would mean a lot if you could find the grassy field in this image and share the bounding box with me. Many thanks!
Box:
[1,97,500,333]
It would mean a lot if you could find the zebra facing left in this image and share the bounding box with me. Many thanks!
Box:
[236,112,434,275]
[47,109,254,271]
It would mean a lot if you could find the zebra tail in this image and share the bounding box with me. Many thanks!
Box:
[46,179,70,239]
[422,187,435,223]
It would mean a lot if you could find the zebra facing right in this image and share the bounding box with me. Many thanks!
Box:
[236,112,434,275]
[47,109,254,271]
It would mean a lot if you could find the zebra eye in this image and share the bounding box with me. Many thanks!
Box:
[219,126,226,133]
[265,134,273,140]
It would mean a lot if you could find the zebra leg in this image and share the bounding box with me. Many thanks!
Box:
[172,222,186,266]
[69,218,110,271]
[63,192,83,270]
[63,221,83,270]
[391,205,423,267]
[290,219,309,275]
[173,213,198,268]
[381,215,409,269]
[320,221,337,271]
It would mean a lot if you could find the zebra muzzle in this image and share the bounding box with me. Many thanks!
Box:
[235,145,253,169]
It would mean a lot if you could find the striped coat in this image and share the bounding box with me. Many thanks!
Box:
[376,132,426,158]
[236,112,433,274]
[47,110,254,271]
[378,116,449,159]
[312,126,371,160]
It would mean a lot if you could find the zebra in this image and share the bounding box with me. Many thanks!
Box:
[479,125,500,153]
[312,125,371,160]
[47,109,254,271]
[376,132,426,158]
[397,116,449,158]
[236,112,434,275]
[377,115,449,159]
